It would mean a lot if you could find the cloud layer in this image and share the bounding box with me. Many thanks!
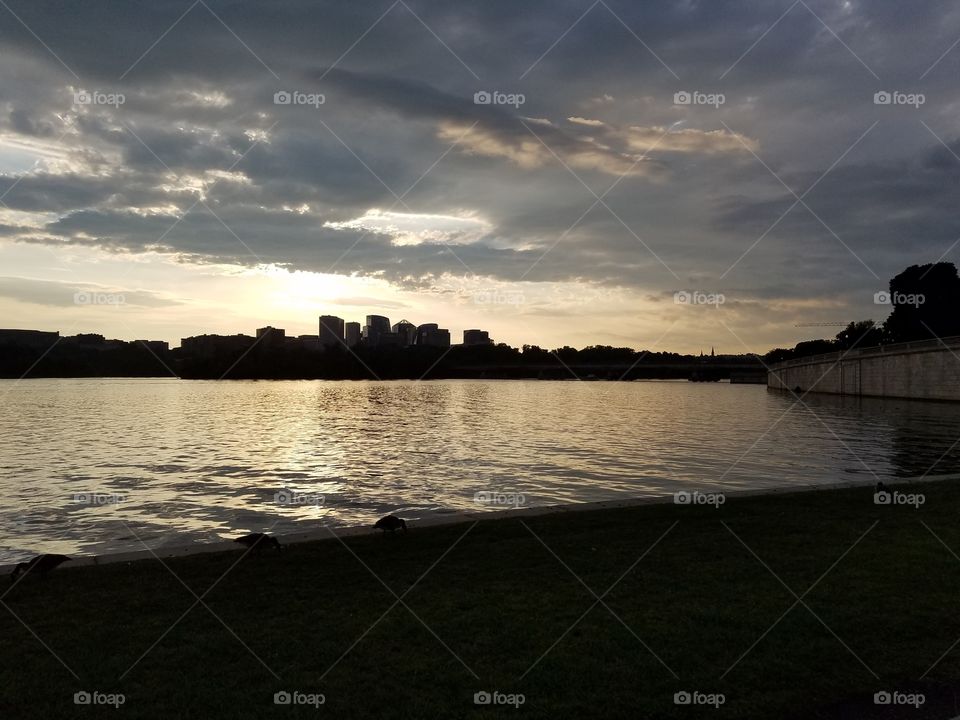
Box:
[1,0,959,348]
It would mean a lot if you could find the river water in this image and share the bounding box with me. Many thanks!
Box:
[1,378,958,562]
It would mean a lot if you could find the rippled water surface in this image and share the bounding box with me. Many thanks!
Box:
[2,378,959,562]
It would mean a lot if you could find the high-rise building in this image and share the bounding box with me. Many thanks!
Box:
[363,315,391,346]
[463,329,492,346]
[255,326,286,348]
[344,322,361,348]
[414,323,436,343]
[319,315,345,348]
[392,320,416,347]
[415,323,451,348]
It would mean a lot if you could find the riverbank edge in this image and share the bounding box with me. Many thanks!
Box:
[5,472,957,574]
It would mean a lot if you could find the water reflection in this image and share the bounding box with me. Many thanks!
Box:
[1,378,959,562]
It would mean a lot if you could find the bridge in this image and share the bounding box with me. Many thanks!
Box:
[446,362,768,382]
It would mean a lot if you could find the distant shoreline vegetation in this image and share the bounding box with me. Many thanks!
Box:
[0,337,763,381]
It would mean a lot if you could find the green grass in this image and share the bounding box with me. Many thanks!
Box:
[4,482,960,719]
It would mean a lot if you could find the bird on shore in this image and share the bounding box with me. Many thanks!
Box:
[11,554,71,581]
[876,482,891,494]
[374,515,407,535]
[234,533,283,552]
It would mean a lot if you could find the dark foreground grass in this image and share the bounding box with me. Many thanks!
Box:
[4,482,960,719]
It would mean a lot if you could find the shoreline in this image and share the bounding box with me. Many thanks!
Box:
[6,471,957,575]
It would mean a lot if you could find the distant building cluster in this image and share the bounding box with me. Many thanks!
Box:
[0,329,170,353]
[2,311,497,364]
[177,314,494,356]
[318,314,494,350]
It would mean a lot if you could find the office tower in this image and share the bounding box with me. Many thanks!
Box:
[319,315,345,348]
[344,322,361,348]
[363,315,391,346]
[392,320,416,347]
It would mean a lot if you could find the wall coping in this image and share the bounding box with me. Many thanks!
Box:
[769,335,960,372]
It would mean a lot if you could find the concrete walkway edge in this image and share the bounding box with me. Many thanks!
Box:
[4,472,958,574]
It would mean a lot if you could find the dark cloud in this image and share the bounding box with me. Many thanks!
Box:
[0,0,958,317]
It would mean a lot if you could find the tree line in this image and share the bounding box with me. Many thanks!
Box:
[765,262,960,363]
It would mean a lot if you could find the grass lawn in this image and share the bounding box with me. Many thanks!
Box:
[4,481,960,719]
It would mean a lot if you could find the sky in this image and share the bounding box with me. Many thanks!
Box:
[1,0,959,354]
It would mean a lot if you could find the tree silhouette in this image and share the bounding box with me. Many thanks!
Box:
[835,320,883,350]
[883,262,960,342]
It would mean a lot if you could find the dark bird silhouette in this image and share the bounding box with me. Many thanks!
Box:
[234,533,283,552]
[876,482,891,494]
[11,554,71,581]
[374,515,407,534]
